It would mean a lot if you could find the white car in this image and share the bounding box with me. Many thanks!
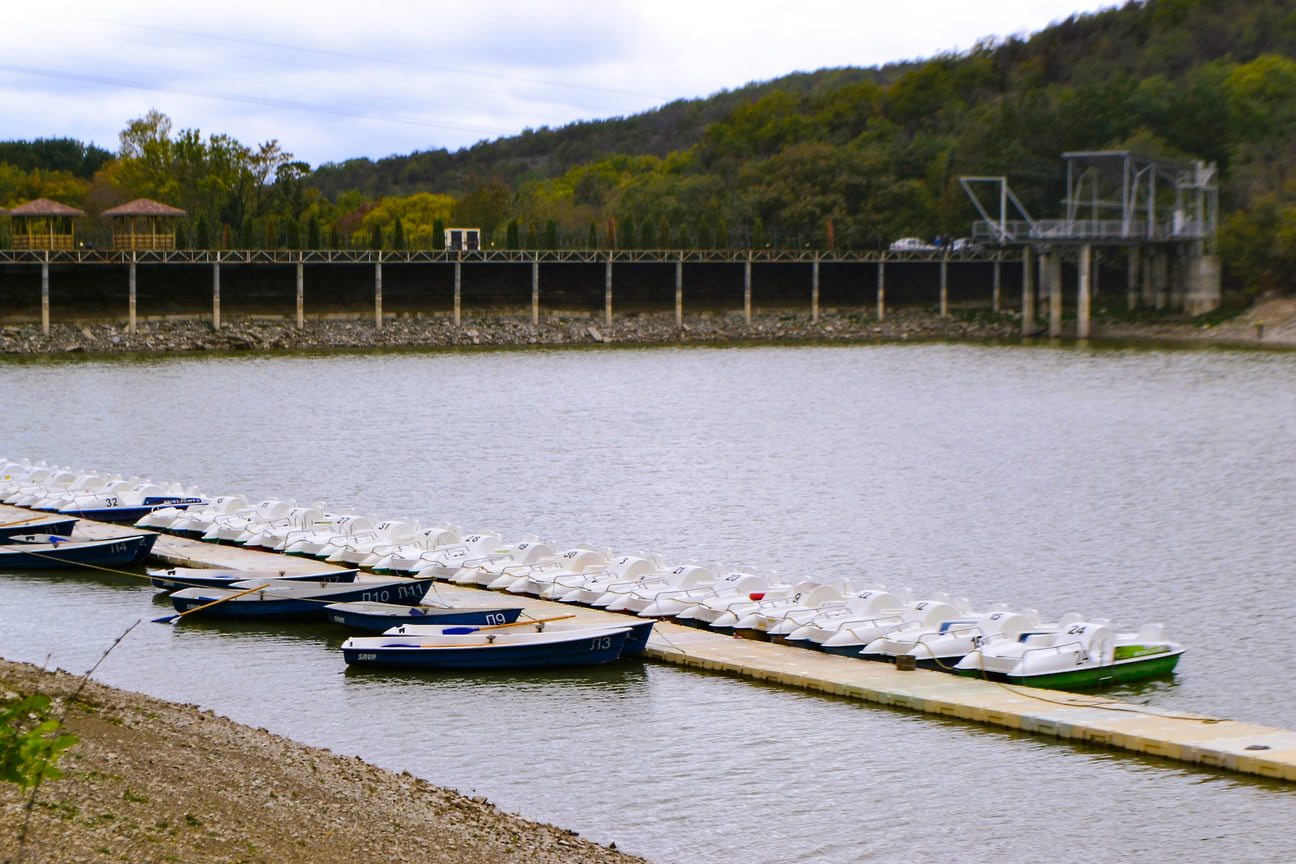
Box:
[889,237,936,251]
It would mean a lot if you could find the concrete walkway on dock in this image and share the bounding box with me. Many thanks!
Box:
[9,505,1296,783]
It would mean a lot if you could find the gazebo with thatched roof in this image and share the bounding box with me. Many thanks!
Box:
[102,198,187,251]
[8,198,85,251]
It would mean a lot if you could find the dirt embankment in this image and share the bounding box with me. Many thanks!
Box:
[0,659,645,864]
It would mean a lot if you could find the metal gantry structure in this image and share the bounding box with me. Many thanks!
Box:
[960,151,1222,337]
[962,150,1218,250]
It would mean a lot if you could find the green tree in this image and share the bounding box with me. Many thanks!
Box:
[1,693,77,789]
[392,215,405,250]
[544,218,559,249]
[307,214,321,250]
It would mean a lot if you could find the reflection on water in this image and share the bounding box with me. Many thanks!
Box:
[3,342,1296,863]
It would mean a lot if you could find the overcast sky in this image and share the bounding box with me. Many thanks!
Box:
[2,0,1117,168]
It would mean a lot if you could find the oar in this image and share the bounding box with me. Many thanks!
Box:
[439,614,577,635]
[152,582,271,624]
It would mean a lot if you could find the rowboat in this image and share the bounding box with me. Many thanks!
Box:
[952,621,1184,688]
[148,566,359,591]
[323,600,524,631]
[385,618,655,655]
[0,516,77,540]
[340,620,651,670]
[166,577,435,619]
[0,533,157,569]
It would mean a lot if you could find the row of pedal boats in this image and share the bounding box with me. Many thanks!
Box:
[1,460,1184,687]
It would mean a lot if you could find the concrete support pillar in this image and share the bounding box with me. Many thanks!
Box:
[939,256,949,317]
[453,258,461,326]
[1184,253,1222,316]
[811,257,820,324]
[1077,244,1092,339]
[296,259,304,328]
[212,258,221,330]
[992,259,1001,314]
[1021,246,1035,336]
[675,258,683,329]
[1169,254,1186,310]
[744,258,752,325]
[41,259,50,336]
[604,258,613,328]
[128,257,137,335]
[374,259,383,330]
[1127,246,1140,312]
[1142,248,1155,308]
[531,259,539,327]
[1048,252,1063,338]
[1153,251,1168,310]
[876,260,885,322]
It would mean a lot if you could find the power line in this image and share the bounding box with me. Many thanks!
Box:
[0,63,508,139]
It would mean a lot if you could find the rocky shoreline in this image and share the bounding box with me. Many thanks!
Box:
[0,309,1022,355]
[1,302,1291,356]
[0,659,646,864]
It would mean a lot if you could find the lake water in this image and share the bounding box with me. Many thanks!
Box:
[2,340,1295,863]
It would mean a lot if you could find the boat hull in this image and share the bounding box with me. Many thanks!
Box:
[169,578,435,619]
[342,629,632,670]
[150,568,359,591]
[0,533,157,569]
[0,517,76,539]
[59,497,206,525]
[956,650,1184,689]
[324,602,524,632]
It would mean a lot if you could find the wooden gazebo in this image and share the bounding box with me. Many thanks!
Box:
[102,198,187,251]
[8,198,84,251]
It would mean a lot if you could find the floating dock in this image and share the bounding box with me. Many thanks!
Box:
[10,505,1296,782]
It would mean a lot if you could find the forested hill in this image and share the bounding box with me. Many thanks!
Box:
[310,0,1296,200]
[307,67,899,200]
[298,0,1296,294]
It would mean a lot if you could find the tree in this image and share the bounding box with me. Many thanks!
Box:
[641,217,656,249]
[307,214,321,250]
[1,693,77,789]
[195,216,210,250]
[544,218,559,249]
[392,216,405,250]
[371,223,384,250]
[118,108,172,160]
[453,181,510,240]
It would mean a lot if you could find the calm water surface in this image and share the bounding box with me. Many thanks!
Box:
[2,341,1294,863]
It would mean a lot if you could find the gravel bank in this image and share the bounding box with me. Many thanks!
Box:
[2,303,1292,356]
[0,310,1022,355]
[0,659,646,864]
